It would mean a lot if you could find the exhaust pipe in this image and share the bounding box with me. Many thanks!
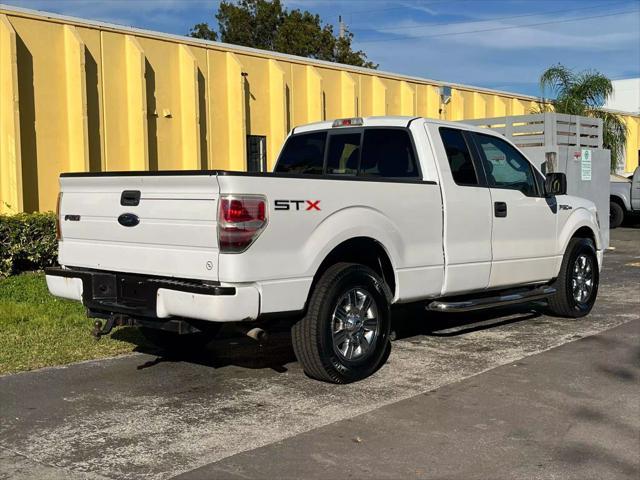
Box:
[245,327,268,342]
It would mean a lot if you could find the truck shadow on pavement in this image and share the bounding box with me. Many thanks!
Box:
[621,214,640,228]
[111,326,297,373]
[111,303,545,375]
[390,303,543,339]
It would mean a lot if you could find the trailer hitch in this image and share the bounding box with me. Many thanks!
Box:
[92,317,115,339]
[92,314,131,339]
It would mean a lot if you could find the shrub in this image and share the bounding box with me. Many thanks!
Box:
[0,212,58,277]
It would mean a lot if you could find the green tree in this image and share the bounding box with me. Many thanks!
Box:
[537,64,627,171]
[190,0,377,69]
[189,23,217,41]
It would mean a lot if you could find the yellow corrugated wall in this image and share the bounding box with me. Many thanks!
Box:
[1,6,639,213]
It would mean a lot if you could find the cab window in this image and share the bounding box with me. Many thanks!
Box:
[275,132,326,174]
[360,129,419,178]
[326,133,361,175]
[439,127,479,186]
[473,133,538,196]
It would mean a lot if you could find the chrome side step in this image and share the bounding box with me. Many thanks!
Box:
[427,286,556,313]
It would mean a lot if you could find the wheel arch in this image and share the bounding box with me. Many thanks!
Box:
[302,206,409,303]
[559,209,602,255]
[311,236,396,303]
[610,194,628,211]
[571,226,598,248]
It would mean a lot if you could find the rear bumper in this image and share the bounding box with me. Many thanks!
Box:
[45,267,259,322]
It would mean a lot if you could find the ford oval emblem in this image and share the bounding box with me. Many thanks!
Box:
[118,213,140,227]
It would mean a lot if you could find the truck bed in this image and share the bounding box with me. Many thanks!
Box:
[57,169,444,309]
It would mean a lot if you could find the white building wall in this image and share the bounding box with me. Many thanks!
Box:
[604,78,640,114]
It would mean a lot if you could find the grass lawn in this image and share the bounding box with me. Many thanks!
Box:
[0,272,145,375]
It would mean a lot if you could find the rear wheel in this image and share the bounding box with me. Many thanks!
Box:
[547,237,599,318]
[609,200,624,229]
[292,262,391,383]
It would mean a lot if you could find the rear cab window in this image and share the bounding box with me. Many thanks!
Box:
[275,127,420,179]
[274,132,326,174]
[360,129,419,178]
[326,133,361,175]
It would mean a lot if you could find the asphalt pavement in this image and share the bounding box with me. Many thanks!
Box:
[178,319,640,480]
[0,225,638,480]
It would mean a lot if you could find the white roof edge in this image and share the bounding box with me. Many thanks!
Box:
[292,116,511,137]
[0,3,637,117]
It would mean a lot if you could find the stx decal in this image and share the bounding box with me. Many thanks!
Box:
[274,200,321,211]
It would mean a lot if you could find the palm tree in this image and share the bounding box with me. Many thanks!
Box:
[537,64,627,171]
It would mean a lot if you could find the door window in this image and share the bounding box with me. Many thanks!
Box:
[473,133,538,196]
[439,128,479,185]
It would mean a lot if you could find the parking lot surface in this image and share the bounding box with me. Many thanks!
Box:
[179,319,639,480]
[1,226,638,480]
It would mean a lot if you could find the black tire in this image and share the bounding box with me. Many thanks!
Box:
[609,200,625,229]
[140,325,220,354]
[292,262,392,383]
[547,238,599,318]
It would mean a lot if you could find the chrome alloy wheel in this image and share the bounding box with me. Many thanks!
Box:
[331,288,380,361]
[572,254,594,303]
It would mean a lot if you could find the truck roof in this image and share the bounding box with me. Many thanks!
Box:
[292,115,505,138]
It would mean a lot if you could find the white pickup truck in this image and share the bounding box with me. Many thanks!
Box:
[47,116,603,383]
[610,167,640,228]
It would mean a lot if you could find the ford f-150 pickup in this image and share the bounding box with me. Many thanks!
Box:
[46,116,603,383]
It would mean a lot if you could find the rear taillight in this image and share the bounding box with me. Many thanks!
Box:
[218,195,268,253]
[55,192,63,241]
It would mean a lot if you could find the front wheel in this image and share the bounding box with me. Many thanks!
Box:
[547,237,599,318]
[292,263,391,383]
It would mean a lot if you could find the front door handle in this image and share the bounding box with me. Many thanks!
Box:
[494,201,507,217]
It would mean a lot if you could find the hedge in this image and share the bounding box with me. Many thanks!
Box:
[0,212,58,277]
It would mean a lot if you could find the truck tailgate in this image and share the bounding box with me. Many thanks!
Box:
[57,174,220,281]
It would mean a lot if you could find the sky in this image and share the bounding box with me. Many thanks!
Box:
[2,0,640,97]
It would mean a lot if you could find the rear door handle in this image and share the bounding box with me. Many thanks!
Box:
[494,201,507,217]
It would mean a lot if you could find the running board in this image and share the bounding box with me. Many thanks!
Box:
[427,286,556,313]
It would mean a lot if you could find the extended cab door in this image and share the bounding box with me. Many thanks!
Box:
[434,126,493,294]
[470,132,559,288]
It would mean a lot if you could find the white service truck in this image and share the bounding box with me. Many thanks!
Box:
[610,167,640,228]
[47,116,603,383]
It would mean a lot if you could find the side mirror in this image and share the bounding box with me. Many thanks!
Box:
[544,172,567,196]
